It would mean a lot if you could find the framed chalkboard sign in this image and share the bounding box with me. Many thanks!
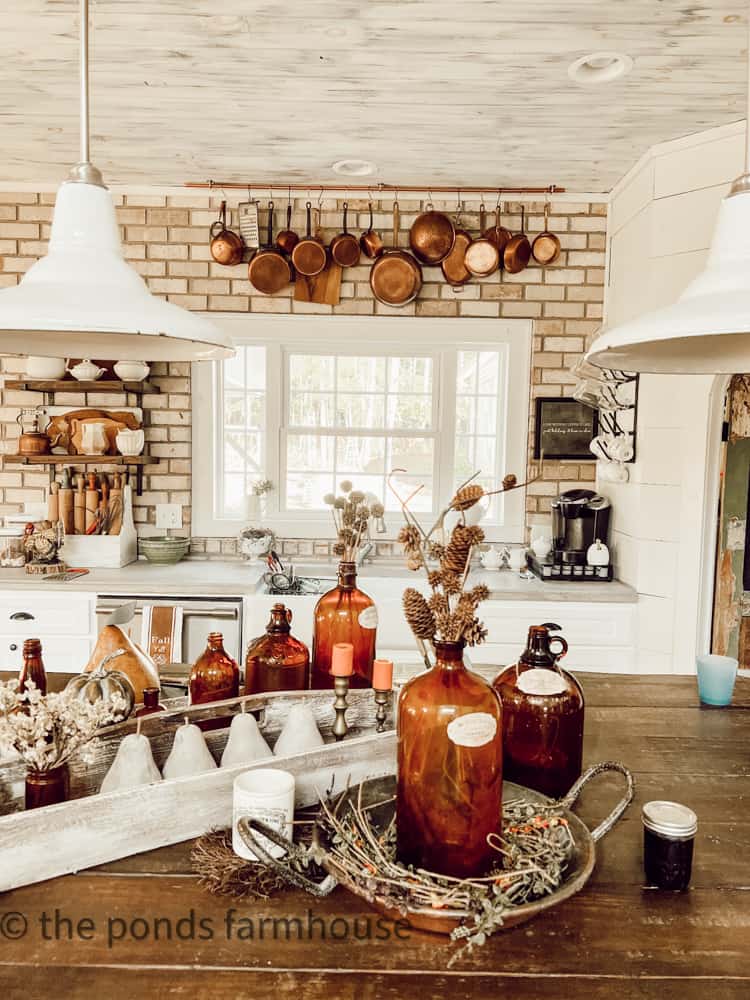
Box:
[533,397,598,460]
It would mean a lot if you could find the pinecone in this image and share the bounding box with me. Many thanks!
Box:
[398,524,422,554]
[427,541,446,562]
[502,473,518,491]
[403,588,436,640]
[463,617,489,647]
[427,569,442,589]
[441,524,473,575]
[452,484,485,511]
[441,571,462,595]
[468,583,490,605]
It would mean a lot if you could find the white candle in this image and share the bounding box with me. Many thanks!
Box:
[232,768,295,861]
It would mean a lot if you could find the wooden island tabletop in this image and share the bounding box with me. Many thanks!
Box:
[0,672,748,999]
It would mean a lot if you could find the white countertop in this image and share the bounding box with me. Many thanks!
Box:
[0,559,638,604]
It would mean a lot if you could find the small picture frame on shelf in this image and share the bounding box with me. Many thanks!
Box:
[533,397,599,460]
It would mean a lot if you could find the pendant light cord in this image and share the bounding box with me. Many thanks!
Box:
[80,0,89,165]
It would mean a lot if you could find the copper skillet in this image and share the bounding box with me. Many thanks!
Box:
[532,201,561,266]
[370,202,422,307]
[360,202,384,259]
[291,202,327,277]
[248,201,292,295]
[465,203,501,278]
[441,204,472,286]
[483,202,513,265]
[276,201,299,255]
[504,206,532,274]
[409,204,455,265]
[330,202,361,268]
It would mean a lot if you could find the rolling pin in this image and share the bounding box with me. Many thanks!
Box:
[100,474,110,534]
[58,466,75,535]
[109,471,123,535]
[47,481,60,524]
[85,471,99,532]
[73,474,86,535]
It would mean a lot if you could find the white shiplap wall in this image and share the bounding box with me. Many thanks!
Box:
[604,121,744,673]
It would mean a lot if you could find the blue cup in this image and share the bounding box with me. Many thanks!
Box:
[696,654,738,706]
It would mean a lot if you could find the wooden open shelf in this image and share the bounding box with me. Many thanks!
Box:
[4,379,160,394]
[7,454,153,466]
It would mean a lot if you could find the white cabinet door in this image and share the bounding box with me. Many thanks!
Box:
[0,593,95,637]
[0,635,92,674]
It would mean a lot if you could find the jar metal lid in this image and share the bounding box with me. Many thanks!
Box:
[642,800,697,838]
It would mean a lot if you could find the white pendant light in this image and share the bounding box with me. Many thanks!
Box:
[0,0,233,362]
[587,18,750,375]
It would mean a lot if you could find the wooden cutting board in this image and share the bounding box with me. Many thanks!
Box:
[294,262,342,305]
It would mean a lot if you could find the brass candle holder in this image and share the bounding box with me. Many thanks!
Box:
[332,675,350,741]
[373,688,390,732]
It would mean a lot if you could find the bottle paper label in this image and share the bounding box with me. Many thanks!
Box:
[446,712,497,748]
[517,669,568,696]
[358,606,378,629]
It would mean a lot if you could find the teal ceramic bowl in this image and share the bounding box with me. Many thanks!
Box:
[139,536,191,565]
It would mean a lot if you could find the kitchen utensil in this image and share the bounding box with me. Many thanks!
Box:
[210,200,244,266]
[74,474,86,534]
[139,536,191,564]
[464,204,501,278]
[532,201,561,266]
[369,203,423,307]
[480,546,503,571]
[504,206,532,274]
[16,407,51,455]
[115,428,145,456]
[237,198,261,251]
[291,202,327,278]
[276,201,299,256]
[59,467,75,535]
[359,202,384,259]
[48,481,60,524]
[248,202,292,295]
[409,205,455,264]
[294,262,343,305]
[483,201,513,262]
[85,472,99,532]
[109,472,123,535]
[113,361,150,382]
[25,357,66,379]
[441,204,472,285]
[330,202,361,268]
[67,359,105,381]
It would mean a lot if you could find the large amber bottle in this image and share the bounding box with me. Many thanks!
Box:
[245,603,310,694]
[310,561,377,689]
[189,632,240,705]
[493,623,584,799]
[397,640,503,878]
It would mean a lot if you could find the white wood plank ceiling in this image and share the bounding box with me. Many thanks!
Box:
[1,0,747,192]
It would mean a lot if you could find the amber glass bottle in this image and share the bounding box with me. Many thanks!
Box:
[397,640,503,878]
[245,603,310,694]
[19,638,47,695]
[189,632,240,705]
[136,687,165,718]
[493,623,584,799]
[310,562,377,689]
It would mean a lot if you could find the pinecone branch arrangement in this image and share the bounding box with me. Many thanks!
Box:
[324,481,385,562]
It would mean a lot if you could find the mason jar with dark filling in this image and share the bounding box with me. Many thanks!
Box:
[642,800,697,891]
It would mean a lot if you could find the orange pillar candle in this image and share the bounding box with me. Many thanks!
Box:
[372,658,393,691]
[331,642,354,677]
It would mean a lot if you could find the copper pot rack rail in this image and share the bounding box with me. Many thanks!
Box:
[185,182,565,196]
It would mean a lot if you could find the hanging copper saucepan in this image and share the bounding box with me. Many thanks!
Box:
[209,200,243,266]
[503,206,532,274]
[330,202,361,268]
[482,201,512,264]
[464,203,501,278]
[291,202,327,277]
[276,200,299,256]
[370,202,422,307]
[360,202,384,259]
[441,202,472,286]
[532,201,561,266]
[248,201,292,295]
[409,204,455,265]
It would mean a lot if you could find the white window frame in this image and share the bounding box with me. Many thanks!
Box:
[192,314,532,543]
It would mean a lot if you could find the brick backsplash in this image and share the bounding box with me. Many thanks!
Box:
[0,191,605,554]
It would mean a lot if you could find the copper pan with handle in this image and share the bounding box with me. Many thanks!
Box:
[248,201,292,295]
[409,203,455,265]
[330,202,361,268]
[291,202,327,277]
[370,202,422,307]
[483,200,512,265]
[532,200,562,266]
[465,203,501,278]
[504,205,532,274]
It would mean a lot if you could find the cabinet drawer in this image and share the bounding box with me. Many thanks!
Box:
[483,600,635,649]
[0,594,94,637]
[0,635,92,674]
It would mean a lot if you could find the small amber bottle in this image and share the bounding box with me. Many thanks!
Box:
[189,632,240,705]
[245,604,310,695]
[136,687,165,718]
[19,638,47,695]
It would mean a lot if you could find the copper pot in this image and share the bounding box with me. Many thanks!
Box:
[503,206,532,274]
[248,202,292,295]
[482,202,512,264]
[532,202,561,266]
[464,204,500,278]
[16,411,50,455]
[330,202,361,268]
[370,203,422,307]
[291,202,327,277]
[409,206,455,264]
[360,202,384,259]
[276,202,299,256]
[441,208,472,285]
[209,200,243,266]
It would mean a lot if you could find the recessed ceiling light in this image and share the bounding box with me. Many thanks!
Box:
[567,51,633,85]
[331,158,377,177]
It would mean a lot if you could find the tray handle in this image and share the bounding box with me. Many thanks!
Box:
[557,761,634,842]
[236,817,338,898]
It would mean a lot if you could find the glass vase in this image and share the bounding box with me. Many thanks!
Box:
[310,562,377,689]
[245,604,310,694]
[25,763,69,810]
[189,632,240,705]
[397,640,503,878]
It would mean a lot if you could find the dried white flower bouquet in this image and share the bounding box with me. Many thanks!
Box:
[0,681,125,772]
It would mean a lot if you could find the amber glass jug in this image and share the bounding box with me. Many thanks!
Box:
[189,632,240,705]
[310,561,377,689]
[493,623,584,799]
[245,603,310,694]
[19,638,47,695]
[397,640,503,879]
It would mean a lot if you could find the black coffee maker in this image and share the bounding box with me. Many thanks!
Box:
[551,489,611,565]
